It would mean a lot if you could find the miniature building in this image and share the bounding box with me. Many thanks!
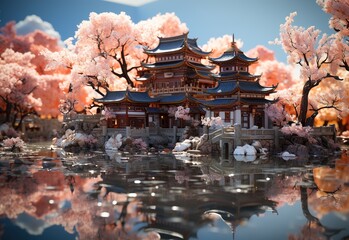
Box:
[95,33,277,129]
[198,36,277,128]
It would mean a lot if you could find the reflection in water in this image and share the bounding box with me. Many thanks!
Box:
[0,143,348,239]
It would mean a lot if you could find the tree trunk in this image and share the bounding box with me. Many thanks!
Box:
[5,102,12,123]
[298,81,312,126]
[305,111,318,127]
[300,186,319,223]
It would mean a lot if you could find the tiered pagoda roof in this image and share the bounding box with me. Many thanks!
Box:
[204,80,277,96]
[196,35,278,109]
[209,40,258,64]
[137,33,215,87]
[96,90,198,106]
[97,33,278,114]
[141,60,215,71]
[211,71,261,81]
[95,90,157,104]
[144,33,211,56]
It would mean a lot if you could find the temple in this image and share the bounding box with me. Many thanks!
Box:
[95,33,277,129]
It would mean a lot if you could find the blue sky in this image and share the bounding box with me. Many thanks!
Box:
[0,0,333,63]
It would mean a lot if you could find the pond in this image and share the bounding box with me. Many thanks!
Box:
[0,142,348,240]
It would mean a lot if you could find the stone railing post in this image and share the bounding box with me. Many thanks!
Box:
[126,126,131,138]
[146,127,149,137]
[173,126,177,144]
[234,124,242,146]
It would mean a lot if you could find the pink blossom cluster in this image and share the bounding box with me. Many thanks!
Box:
[317,0,349,37]
[174,106,191,121]
[265,104,293,126]
[2,137,25,150]
[281,123,317,143]
[102,107,115,120]
[201,116,224,128]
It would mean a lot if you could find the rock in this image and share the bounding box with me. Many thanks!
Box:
[286,144,309,158]
[233,146,245,155]
[198,141,212,154]
[281,151,297,161]
[233,144,257,156]
[309,144,329,157]
[252,140,262,149]
[173,139,192,152]
[243,144,257,156]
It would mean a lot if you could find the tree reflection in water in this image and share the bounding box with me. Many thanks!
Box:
[287,153,349,240]
[0,144,348,239]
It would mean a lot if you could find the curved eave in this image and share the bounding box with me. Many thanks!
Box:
[186,41,212,56]
[240,98,278,105]
[214,72,261,80]
[158,93,187,104]
[236,53,258,63]
[239,80,277,94]
[144,47,185,56]
[209,52,236,63]
[186,61,215,71]
[188,47,212,57]
[94,91,126,103]
[195,69,214,79]
[210,53,258,64]
[195,98,238,108]
[142,60,185,69]
[204,80,238,95]
[136,73,153,81]
[144,34,186,55]
[126,91,158,103]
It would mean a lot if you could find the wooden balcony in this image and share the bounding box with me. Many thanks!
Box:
[137,86,204,95]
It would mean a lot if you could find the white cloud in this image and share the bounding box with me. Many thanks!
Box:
[103,0,158,7]
[15,15,61,40]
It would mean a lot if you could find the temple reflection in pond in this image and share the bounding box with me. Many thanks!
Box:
[0,145,348,239]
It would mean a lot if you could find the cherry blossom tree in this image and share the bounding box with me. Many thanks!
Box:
[201,34,244,59]
[317,0,349,130]
[201,116,224,139]
[0,49,42,129]
[0,22,68,119]
[274,12,345,126]
[43,12,188,110]
[247,45,298,90]
[317,0,349,37]
[135,12,188,49]
[265,103,293,127]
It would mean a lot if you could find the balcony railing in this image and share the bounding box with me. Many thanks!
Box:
[137,86,204,95]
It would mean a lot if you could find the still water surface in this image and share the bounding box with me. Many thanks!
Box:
[0,142,348,240]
